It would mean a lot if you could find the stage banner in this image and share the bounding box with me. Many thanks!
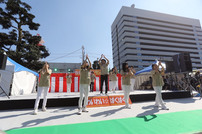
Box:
[87,95,132,108]
[109,95,132,106]
[87,96,109,107]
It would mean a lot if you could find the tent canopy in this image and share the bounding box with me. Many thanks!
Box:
[7,57,39,77]
[136,61,159,75]
[136,65,153,75]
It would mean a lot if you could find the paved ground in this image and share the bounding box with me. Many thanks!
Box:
[0,97,202,131]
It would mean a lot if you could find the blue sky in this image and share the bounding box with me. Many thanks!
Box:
[21,0,202,68]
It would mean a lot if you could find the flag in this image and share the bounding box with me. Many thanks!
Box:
[36,34,45,46]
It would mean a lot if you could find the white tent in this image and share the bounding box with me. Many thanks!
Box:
[0,57,38,96]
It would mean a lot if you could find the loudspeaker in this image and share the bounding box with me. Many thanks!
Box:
[93,60,100,69]
[173,54,181,73]
[165,61,175,73]
[179,52,192,72]
[172,52,192,73]
[0,54,7,70]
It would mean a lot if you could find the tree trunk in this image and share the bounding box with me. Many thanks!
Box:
[16,14,22,54]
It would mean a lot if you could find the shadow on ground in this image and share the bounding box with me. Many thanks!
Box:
[91,106,125,117]
[8,112,78,130]
[136,105,159,122]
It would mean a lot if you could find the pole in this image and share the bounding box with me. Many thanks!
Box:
[82,45,85,64]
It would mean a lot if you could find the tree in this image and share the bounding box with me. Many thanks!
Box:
[0,0,50,70]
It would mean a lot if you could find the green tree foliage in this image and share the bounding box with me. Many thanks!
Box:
[0,0,50,70]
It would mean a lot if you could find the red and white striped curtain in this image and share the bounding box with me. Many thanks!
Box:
[47,73,123,93]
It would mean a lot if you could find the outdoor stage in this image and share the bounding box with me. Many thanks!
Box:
[0,90,191,110]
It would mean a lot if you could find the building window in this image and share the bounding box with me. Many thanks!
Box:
[138,59,142,62]
[138,65,143,68]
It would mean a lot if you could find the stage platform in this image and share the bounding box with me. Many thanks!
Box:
[0,90,191,110]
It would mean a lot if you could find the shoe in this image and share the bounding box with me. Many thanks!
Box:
[78,108,82,115]
[154,104,160,107]
[100,93,103,96]
[105,93,108,96]
[82,108,89,112]
[42,107,47,112]
[125,105,131,109]
[162,107,169,110]
[33,109,38,115]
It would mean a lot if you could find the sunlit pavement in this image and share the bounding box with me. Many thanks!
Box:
[0,97,201,131]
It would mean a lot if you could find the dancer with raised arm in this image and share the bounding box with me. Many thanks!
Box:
[99,54,109,95]
[33,62,52,115]
[121,63,133,109]
[78,55,91,115]
[151,61,169,110]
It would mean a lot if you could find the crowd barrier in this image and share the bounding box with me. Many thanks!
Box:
[48,73,123,93]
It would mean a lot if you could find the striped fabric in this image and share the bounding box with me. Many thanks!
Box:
[47,73,123,92]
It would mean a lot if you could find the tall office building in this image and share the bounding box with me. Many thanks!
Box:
[111,5,202,71]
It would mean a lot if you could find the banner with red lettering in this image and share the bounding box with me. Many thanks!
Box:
[87,95,132,108]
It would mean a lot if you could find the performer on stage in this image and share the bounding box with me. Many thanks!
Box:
[78,54,91,115]
[129,66,136,91]
[109,67,118,93]
[90,71,96,92]
[33,62,52,115]
[99,54,109,95]
[66,73,72,92]
[121,63,133,109]
[151,61,169,110]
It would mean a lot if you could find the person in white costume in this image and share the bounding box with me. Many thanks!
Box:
[33,62,52,115]
[151,61,169,110]
[78,55,91,115]
[121,63,133,109]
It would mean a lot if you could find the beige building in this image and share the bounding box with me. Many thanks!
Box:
[49,63,81,73]
[111,6,202,71]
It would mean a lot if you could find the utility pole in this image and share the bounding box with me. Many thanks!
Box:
[82,45,85,64]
